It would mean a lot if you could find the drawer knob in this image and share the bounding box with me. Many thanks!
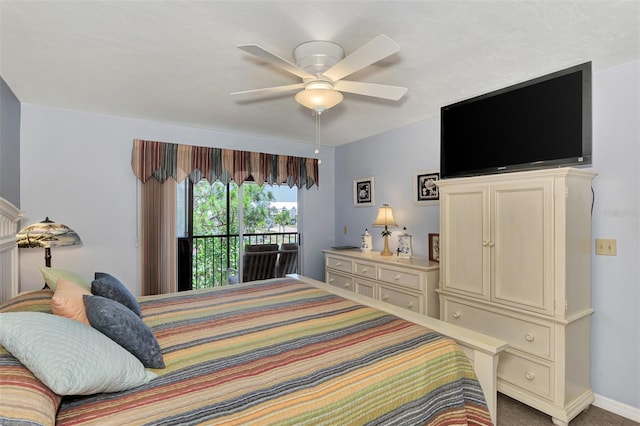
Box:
[382,294,390,301]
[482,241,489,247]
[394,274,401,281]
[329,278,335,283]
[488,241,495,247]
[361,267,368,273]
[525,372,535,381]
[452,311,461,319]
[525,334,535,342]
[336,262,343,267]
[344,282,351,288]
[406,302,414,310]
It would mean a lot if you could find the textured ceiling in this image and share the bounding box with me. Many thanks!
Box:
[1,1,638,147]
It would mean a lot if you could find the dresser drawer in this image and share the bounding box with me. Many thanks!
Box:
[355,278,376,298]
[377,266,423,291]
[354,261,377,280]
[498,351,552,400]
[443,299,552,359]
[378,285,421,313]
[326,256,353,274]
[326,271,354,292]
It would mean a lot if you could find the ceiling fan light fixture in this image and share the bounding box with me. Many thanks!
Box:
[295,87,343,112]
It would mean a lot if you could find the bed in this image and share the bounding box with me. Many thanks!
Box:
[0,195,504,425]
[1,275,496,426]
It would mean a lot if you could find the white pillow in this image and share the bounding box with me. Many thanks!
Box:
[0,311,156,395]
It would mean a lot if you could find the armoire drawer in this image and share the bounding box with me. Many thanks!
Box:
[326,256,353,274]
[378,266,422,291]
[354,262,377,280]
[379,285,421,313]
[443,299,552,359]
[498,351,552,401]
[326,271,354,292]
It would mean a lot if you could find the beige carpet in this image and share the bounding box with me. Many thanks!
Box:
[497,393,639,426]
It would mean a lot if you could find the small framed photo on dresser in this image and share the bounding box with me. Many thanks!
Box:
[414,170,440,205]
[353,176,375,207]
[428,233,440,262]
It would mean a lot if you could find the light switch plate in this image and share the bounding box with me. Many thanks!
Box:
[595,239,617,256]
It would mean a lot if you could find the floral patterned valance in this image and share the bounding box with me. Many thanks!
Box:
[131,139,319,189]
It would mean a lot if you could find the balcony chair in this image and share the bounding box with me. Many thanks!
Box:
[227,243,279,284]
[277,243,298,277]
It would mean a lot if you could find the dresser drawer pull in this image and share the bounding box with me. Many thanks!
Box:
[335,262,343,267]
[525,372,535,381]
[452,311,461,319]
[394,274,401,281]
[525,334,535,342]
[382,294,390,301]
[344,282,351,288]
[361,267,368,273]
[406,302,414,310]
[329,278,335,283]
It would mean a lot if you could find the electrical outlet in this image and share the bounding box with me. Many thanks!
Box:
[595,239,617,256]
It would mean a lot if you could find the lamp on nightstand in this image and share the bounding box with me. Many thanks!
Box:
[372,204,397,256]
[16,217,82,268]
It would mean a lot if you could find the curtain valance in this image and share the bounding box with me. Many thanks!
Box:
[131,139,319,189]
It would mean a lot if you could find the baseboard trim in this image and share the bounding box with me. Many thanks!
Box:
[593,393,640,422]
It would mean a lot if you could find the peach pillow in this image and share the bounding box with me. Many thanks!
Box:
[50,278,91,325]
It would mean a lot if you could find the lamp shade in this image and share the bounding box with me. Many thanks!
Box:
[295,88,343,112]
[16,217,82,248]
[372,204,398,228]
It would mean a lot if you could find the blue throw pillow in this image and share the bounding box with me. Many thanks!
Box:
[84,295,165,369]
[91,272,141,317]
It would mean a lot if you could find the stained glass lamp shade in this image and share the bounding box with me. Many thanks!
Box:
[16,217,82,267]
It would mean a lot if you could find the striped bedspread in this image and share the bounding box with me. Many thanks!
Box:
[57,278,491,425]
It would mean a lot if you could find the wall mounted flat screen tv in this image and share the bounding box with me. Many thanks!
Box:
[440,62,592,179]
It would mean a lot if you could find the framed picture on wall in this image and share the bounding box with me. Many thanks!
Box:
[428,233,440,262]
[414,170,440,205]
[353,176,375,207]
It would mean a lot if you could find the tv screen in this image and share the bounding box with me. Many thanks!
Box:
[440,62,592,179]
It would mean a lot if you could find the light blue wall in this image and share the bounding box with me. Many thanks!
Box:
[335,60,640,410]
[0,77,21,207]
[18,105,335,294]
[334,117,441,256]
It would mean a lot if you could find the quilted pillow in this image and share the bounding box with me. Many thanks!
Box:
[84,295,165,369]
[0,312,156,395]
[0,289,53,313]
[0,346,61,426]
[51,278,91,324]
[40,266,90,291]
[92,272,141,316]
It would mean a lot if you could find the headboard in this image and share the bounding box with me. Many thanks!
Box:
[0,197,23,302]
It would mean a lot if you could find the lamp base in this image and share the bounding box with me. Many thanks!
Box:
[380,235,393,256]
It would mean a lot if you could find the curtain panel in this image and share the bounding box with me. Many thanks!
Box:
[131,139,319,188]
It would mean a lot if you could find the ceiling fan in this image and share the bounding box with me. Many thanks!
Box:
[231,34,408,112]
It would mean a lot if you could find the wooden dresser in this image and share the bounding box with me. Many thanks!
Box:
[437,168,596,426]
[323,249,440,319]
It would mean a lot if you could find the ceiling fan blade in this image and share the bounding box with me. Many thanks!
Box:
[334,80,407,101]
[238,44,315,80]
[231,83,306,99]
[322,34,400,82]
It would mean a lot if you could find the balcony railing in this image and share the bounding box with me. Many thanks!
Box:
[177,232,298,290]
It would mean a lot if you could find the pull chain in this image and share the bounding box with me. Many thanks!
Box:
[315,111,322,164]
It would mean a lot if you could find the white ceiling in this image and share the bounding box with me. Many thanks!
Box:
[1,1,638,147]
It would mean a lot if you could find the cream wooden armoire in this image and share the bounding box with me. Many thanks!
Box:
[436,167,597,426]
